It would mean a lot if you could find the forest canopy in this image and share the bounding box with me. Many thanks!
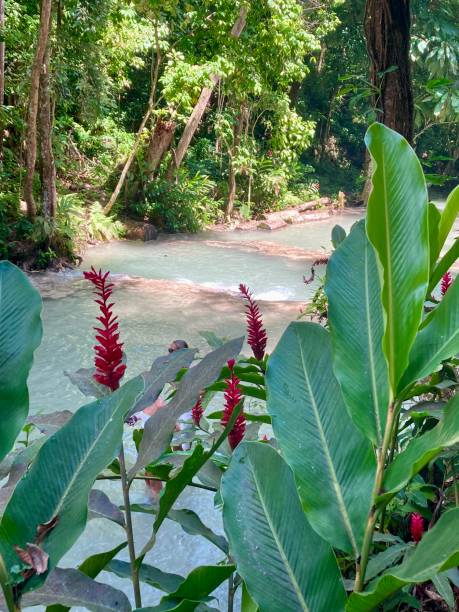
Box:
[0,0,458,264]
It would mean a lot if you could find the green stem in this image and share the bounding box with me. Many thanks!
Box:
[96,474,217,492]
[354,401,398,592]
[119,447,142,608]
[227,572,235,612]
[0,552,16,612]
[451,461,459,507]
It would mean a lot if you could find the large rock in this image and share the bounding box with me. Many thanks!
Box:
[257,218,288,230]
[125,222,158,241]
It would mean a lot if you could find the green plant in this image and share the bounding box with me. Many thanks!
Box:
[221,123,459,611]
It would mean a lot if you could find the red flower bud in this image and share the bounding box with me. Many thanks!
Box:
[441,271,452,296]
[84,267,126,391]
[239,284,267,361]
[221,360,245,450]
[410,513,424,543]
[192,394,204,426]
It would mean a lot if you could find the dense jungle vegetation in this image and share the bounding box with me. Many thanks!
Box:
[0,0,458,265]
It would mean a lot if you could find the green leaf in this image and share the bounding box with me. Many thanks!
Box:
[437,185,459,255]
[46,542,128,612]
[206,410,270,425]
[399,276,459,392]
[379,395,459,504]
[21,568,131,611]
[161,565,234,602]
[428,239,459,294]
[346,508,459,611]
[241,581,258,612]
[432,573,455,610]
[331,224,347,248]
[64,367,109,399]
[127,349,198,418]
[88,489,125,527]
[222,442,346,612]
[365,544,409,581]
[325,220,389,445]
[129,337,243,479]
[0,376,143,591]
[428,202,441,273]
[266,322,375,555]
[365,123,429,392]
[107,559,184,593]
[0,262,43,463]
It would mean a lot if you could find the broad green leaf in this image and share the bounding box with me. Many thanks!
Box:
[0,376,143,591]
[399,276,459,392]
[129,337,243,479]
[46,542,128,612]
[365,123,429,391]
[107,559,184,593]
[325,220,389,445]
[21,568,131,611]
[438,185,459,254]
[379,395,459,505]
[346,508,459,611]
[0,262,43,462]
[428,239,459,294]
[206,410,270,425]
[222,442,346,612]
[127,349,198,418]
[266,322,375,555]
[428,202,441,272]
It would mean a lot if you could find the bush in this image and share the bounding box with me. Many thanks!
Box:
[137,172,222,233]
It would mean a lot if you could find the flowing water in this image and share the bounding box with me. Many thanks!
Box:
[20,202,454,609]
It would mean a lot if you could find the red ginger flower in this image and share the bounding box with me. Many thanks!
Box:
[221,359,245,450]
[410,513,424,543]
[239,284,267,361]
[441,271,452,296]
[192,393,204,426]
[84,267,126,391]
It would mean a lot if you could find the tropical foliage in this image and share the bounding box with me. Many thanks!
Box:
[0,124,458,610]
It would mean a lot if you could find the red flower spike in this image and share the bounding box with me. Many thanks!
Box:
[84,267,126,391]
[239,284,267,361]
[410,513,424,543]
[441,271,452,296]
[221,360,245,450]
[192,394,204,426]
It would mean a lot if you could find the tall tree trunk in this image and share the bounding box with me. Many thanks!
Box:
[38,37,57,220]
[104,20,162,215]
[225,104,246,220]
[166,5,248,180]
[364,0,413,142]
[0,0,5,163]
[146,118,176,179]
[24,0,53,220]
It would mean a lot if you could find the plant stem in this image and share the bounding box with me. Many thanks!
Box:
[354,401,398,592]
[0,552,16,612]
[119,447,142,608]
[96,474,217,492]
[451,461,459,507]
[227,572,235,612]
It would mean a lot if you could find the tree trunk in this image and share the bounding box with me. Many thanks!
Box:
[24,0,53,220]
[225,104,246,220]
[364,0,413,142]
[146,119,176,179]
[166,5,248,180]
[38,38,57,220]
[0,0,5,163]
[104,20,162,215]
